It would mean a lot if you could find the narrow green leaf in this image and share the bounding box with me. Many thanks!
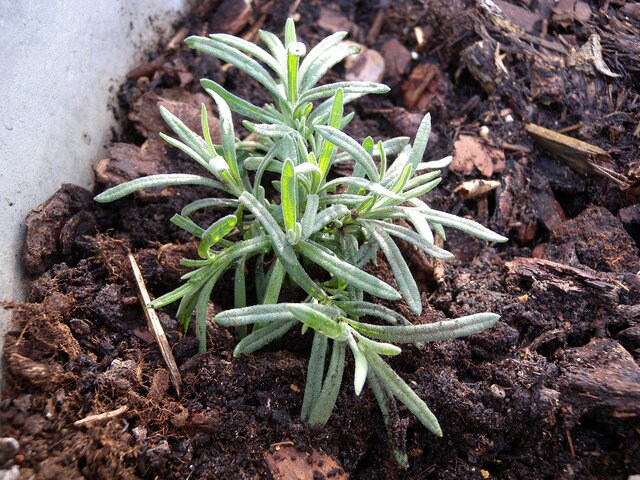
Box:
[365,220,455,261]
[288,304,348,341]
[297,81,389,107]
[367,224,422,315]
[186,36,285,102]
[239,192,325,300]
[322,177,402,200]
[259,30,287,67]
[416,155,452,171]
[160,106,211,160]
[335,301,410,326]
[315,125,379,182]
[309,205,349,236]
[347,312,500,343]
[207,90,240,182]
[307,340,347,428]
[406,113,431,175]
[262,259,286,304]
[300,43,359,91]
[281,159,297,232]
[355,333,402,356]
[198,214,237,259]
[202,80,282,124]
[209,33,284,78]
[366,350,442,436]
[215,303,341,327]
[296,240,400,301]
[411,205,508,243]
[233,319,298,356]
[299,31,347,83]
[367,367,409,468]
[302,331,329,422]
[95,174,224,203]
[171,214,204,237]
[316,89,343,181]
[301,194,319,239]
[181,198,239,217]
[346,332,368,395]
[234,255,248,338]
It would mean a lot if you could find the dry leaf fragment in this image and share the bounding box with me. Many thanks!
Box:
[568,34,621,78]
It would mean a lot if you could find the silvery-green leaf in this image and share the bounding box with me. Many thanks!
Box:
[405,113,431,175]
[309,204,349,236]
[171,214,204,238]
[365,219,455,260]
[233,319,298,356]
[215,303,341,327]
[296,239,400,301]
[198,214,237,259]
[354,238,379,268]
[186,36,285,102]
[402,178,442,200]
[335,301,410,326]
[288,304,349,341]
[195,274,219,352]
[318,194,372,208]
[366,224,422,315]
[239,192,325,299]
[159,133,211,174]
[202,79,282,124]
[297,81,389,106]
[244,156,282,173]
[262,259,286,304]
[366,350,442,436]
[354,332,401,356]
[399,207,434,244]
[259,30,287,67]
[301,331,329,422]
[181,198,239,217]
[295,163,321,176]
[94,174,224,203]
[301,194,319,239]
[209,33,284,78]
[308,91,371,125]
[410,204,508,243]
[346,332,368,395]
[299,43,360,91]
[382,145,411,188]
[244,121,298,138]
[367,367,409,468]
[307,339,347,428]
[316,89,344,180]
[159,106,211,160]
[347,312,500,343]
[403,170,441,192]
[281,159,297,232]
[416,155,452,171]
[372,137,411,158]
[321,177,403,200]
[207,90,240,181]
[298,31,348,85]
[315,125,379,181]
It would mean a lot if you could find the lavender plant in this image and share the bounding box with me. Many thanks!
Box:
[95,19,507,466]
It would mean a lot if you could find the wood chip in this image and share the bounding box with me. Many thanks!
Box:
[345,47,385,83]
[454,179,500,198]
[525,123,629,188]
[380,39,412,77]
[209,0,253,35]
[129,254,182,395]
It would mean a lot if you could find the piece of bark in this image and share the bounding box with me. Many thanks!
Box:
[8,354,70,392]
[559,338,640,417]
[209,0,252,35]
[451,135,505,177]
[551,0,592,26]
[505,257,620,305]
[264,445,348,480]
[380,39,412,78]
[317,7,352,33]
[530,57,566,105]
[493,0,542,33]
[550,205,640,274]
[460,38,506,94]
[22,185,95,275]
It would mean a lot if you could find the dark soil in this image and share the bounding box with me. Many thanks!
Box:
[3,1,640,479]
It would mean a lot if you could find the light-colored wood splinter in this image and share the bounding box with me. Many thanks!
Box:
[74,405,128,427]
[128,254,182,395]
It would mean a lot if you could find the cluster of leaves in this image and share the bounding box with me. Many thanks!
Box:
[95,19,507,466]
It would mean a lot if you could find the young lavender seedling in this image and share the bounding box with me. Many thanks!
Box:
[95,19,507,466]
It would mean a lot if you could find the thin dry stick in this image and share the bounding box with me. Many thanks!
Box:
[74,406,129,427]
[128,254,182,395]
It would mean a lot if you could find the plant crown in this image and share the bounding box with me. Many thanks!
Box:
[95,19,507,466]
